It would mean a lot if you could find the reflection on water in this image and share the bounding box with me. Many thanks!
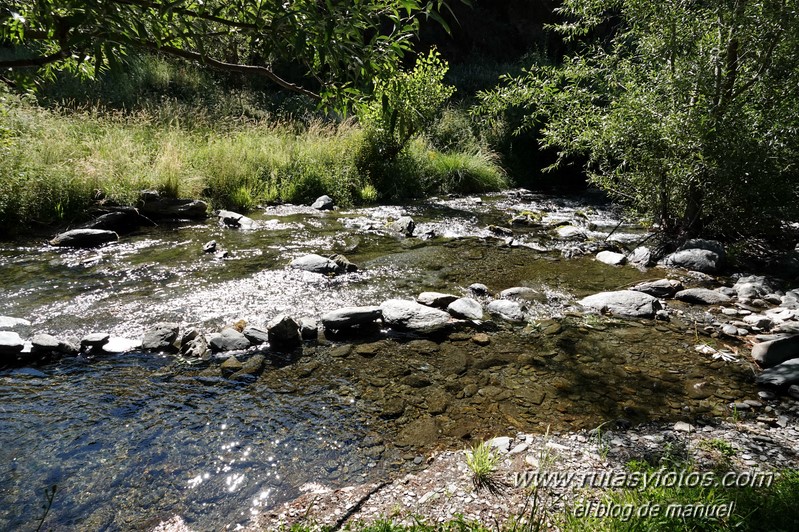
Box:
[0,193,754,529]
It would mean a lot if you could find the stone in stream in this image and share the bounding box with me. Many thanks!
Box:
[447,298,483,320]
[311,195,335,210]
[756,359,799,388]
[751,335,799,368]
[328,254,358,273]
[0,331,25,357]
[467,283,490,297]
[180,335,209,359]
[103,337,142,354]
[486,300,526,322]
[50,229,119,248]
[674,288,731,305]
[289,253,357,275]
[230,354,266,381]
[30,333,78,357]
[0,316,32,335]
[596,250,627,266]
[209,328,251,352]
[555,225,586,240]
[578,290,661,319]
[141,322,180,352]
[500,287,545,303]
[242,326,270,345]
[628,246,654,268]
[299,318,319,340]
[81,210,155,234]
[203,240,217,253]
[216,209,257,229]
[416,292,459,309]
[380,299,453,334]
[139,191,208,220]
[267,314,301,348]
[663,248,721,274]
[733,275,773,302]
[321,306,382,330]
[678,239,726,261]
[389,216,415,237]
[631,279,683,298]
[80,333,110,350]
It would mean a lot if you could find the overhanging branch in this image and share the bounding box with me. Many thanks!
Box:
[0,49,70,69]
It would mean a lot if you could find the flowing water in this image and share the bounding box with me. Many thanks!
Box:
[0,192,756,530]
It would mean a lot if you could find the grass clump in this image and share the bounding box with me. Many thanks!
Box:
[465,441,503,492]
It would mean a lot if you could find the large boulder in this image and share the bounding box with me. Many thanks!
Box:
[216,209,257,229]
[664,249,721,274]
[755,359,799,387]
[0,331,24,358]
[486,300,526,322]
[628,246,654,268]
[631,279,683,298]
[596,251,627,266]
[311,195,335,210]
[752,335,799,368]
[578,290,662,319]
[209,328,251,352]
[141,322,180,352]
[733,276,773,301]
[678,239,725,261]
[81,209,155,233]
[447,298,483,320]
[389,216,415,237]
[674,288,731,305]
[267,314,302,348]
[380,299,453,333]
[50,229,119,248]
[321,306,382,330]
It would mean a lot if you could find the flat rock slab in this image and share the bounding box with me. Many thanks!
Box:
[0,331,24,356]
[216,209,257,229]
[756,359,799,387]
[664,249,721,274]
[752,335,799,368]
[289,254,340,275]
[417,292,459,309]
[578,290,661,319]
[81,333,110,348]
[380,299,453,334]
[242,326,270,345]
[103,337,142,354]
[140,198,208,219]
[486,300,525,322]
[631,279,683,298]
[674,288,731,305]
[322,306,382,329]
[596,251,627,266]
[0,316,32,334]
[447,298,483,320]
[50,229,119,248]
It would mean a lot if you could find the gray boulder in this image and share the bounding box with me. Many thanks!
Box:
[486,300,526,322]
[50,229,119,248]
[752,335,799,368]
[578,290,662,319]
[216,209,257,229]
[180,335,210,359]
[380,299,453,333]
[0,331,25,357]
[81,210,155,233]
[329,254,359,273]
[417,292,459,309]
[678,239,725,261]
[755,359,799,387]
[674,288,731,305]
[447,298,483,320]
[390,216,415,237]
[268,314,302,347]
[139,192,208,219]
[468,283,490,297]
[242,326,270,345]
[742,314,773,330]
[596,251,627,266]
[311,195,335,210]
[664,249,721,274]
[628,246,654,268]
[209,328,251,352]
[80,333,110,349]
[30,333,77,356]
[290,254,340,274]
[733,276,773,301]
[300,318,319,340]
[321,306,382,329]
[556,225,586,240]
[631,279,683,298]
[141,322,180,352]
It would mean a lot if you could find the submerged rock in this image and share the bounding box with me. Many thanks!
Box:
[321,306,382,330]
[751,335,799,368]
[631,279,683,298]
[380,299,453,333]
[674,288,731,305]
[578,290,662,319]
[447,298,483,320]
[50,229,119,248]
[311,195,335,210]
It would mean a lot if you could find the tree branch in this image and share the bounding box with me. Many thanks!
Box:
[0,49,70,69]
[108,0,260,30]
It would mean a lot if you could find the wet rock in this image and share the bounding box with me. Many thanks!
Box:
[80,333,110,350]
[289,254,340,274]
[556,225,586,240]
[139,192,208,220]
[209,328,251,352]
[242,326,270,345]
[203,240,217,253]
[216,209,256,229]
[417,292,459,309]
[734,276,773,301]
[380,299,453,334]
[50,229,119,248]
[664,249,721,274]
[180,335,209,359]
[102,337,141,354]
[678,239,725,261]
[231,354,266,381]
[468,283,489,297]
[500,287,544,303]
[0,316,32,335]
[631,279,683,298]
[30,333,71,356]
[488,225,513,237]
[756,359,799,387]
[321,306,382,329]
[311,195,335,210]
[472,333,491,346]
[751,335,799,368]
[299,318,319,340]
[789,385,799,400]
[141,322,180,352]
[389,216,415,237]
[578,290,662,319]
[0,331,24,357]
[395,417,439,447]
[447,298,483,320]
[674,288,731,305]
[596,251,627,266]
[510,213,542,227]
[379,397,406,419]
[267,314,301,348]
[81,210,155,234]
[628,246,654,267]
[486,300,526,322]
[220,356,244,377]
[329,254,359,273]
